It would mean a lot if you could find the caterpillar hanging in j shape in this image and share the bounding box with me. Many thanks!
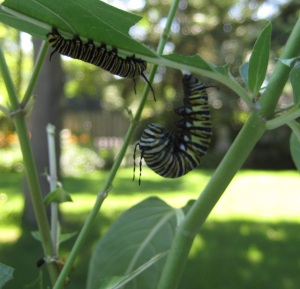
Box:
[133,74,212,184]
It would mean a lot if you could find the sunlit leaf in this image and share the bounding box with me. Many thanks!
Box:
[248,22,271,97]
[0,0,156,57]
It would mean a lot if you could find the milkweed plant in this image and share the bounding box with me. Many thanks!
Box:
[0,0,300,289]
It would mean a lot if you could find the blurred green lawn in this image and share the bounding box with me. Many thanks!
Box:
[1,169,300,289]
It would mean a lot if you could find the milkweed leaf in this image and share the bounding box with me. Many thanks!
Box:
[0,263,14,289]
[31,231,42,242]
[162,54,214,72]
[98,252,169,289]
[86,197,178,289]
[58,232,78,245]
[0,0,156,57]
[239,62,249,87]
[43,187,72,205]
[212,63,231,76]
[277,57,299,67]
[248,22,271,97]
[31,229,77,246]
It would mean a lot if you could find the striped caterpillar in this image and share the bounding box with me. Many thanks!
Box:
[46,28,155,100]
[133,74,212,184]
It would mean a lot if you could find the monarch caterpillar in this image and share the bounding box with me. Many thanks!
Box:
[46,28,155,100]
[133,74,212,184]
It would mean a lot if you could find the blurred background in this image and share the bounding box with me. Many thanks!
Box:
[1,0,300,288]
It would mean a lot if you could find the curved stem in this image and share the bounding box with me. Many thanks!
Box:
[52,1,180,288]
[266,105,300,130]
[157,112,265,289]
[47,124,59,256]
[0,46,58,284]
[21,40,49,108]
[157,15,300,289]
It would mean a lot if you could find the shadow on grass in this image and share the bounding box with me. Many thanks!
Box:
[1,219,300,289]
[2,171,299,288]
[179,221,300,289]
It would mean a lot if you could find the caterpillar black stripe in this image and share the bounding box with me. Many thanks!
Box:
[46,28,155,100]
[133,74,212,184]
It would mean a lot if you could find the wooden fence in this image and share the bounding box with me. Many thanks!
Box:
[63,110,130,139]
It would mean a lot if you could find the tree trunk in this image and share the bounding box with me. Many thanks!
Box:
[22,37,64,225]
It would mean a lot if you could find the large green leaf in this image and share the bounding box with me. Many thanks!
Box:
[0,263,14,289]
[98,252,169,289]
[248,22,271,97]
[0,0,156,57]
[86,197,179,289]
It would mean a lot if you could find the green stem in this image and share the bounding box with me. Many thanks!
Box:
[266,105,300,130]
[47,124,59,256]
[134,0,181,121]
[157,112,265,289]
[21,41,49,108]
[0,46,58,284]
[0,46,19,109]
[52,1,180,288]
[52,189,108,289]
[157,15,300,289]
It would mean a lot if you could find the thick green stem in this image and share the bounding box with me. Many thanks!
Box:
[157,112,265,289]
[0,46,58,284]
[157,15,300,289]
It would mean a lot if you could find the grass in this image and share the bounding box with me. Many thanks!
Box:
[1,169,300,289]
